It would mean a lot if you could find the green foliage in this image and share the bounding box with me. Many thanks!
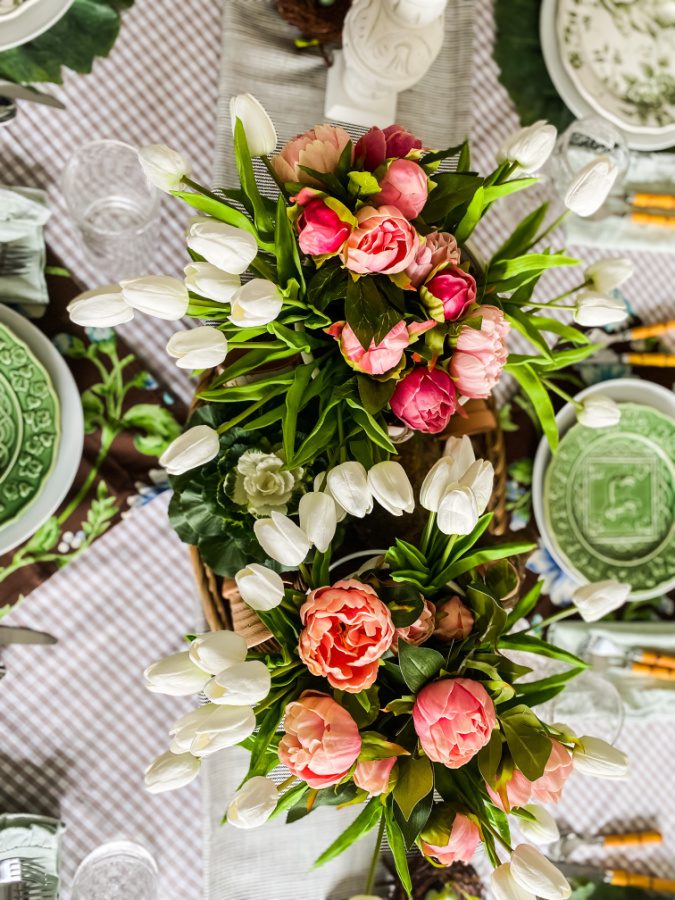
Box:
[312,800,382,867]
[499,704,553,781]
[397,641,445,693]
[393,756,434,820]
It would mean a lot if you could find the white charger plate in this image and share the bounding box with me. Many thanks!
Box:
[0,0,74,52]
[0,305,83,555]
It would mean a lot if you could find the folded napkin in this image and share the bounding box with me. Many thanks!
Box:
[0,813,62,882]
[0,186,51,317]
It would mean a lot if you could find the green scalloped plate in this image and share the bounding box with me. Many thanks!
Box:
[544,403,675,599]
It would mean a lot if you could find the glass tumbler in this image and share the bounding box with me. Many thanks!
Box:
[547,116,630,199]
[71,840,158,900]
[62,140,161,281]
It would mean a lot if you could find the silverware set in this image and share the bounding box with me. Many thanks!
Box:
[0,858,57,900]
[0,81,65,128]
[0,245,32,278]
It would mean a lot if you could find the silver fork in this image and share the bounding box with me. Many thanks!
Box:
[0,245,31,277]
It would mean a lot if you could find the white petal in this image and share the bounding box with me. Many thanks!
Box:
[491,863,537,900]
[572,580,630,622]
[585,257,633,293]
[120,275,189,320]
[499,120,557,172]
[235,564,285,611]
[298,491,337,552]
[230,94,277,157]
[573,736,628,779]
[564,156,618,217]
[188,630,248,675]
[144,750,200,793]
[166,326,228,369]
[254,512,311,566]
[184,262,241,303]
[187,219,257,274]
[518,805,560,844]
[573,292,628,327]
[367,461,415,516]
[227,776,279,829]
[510,845,571,900]
[326,461,373,518]
[144,650,210,696]
[138,144,191,193]
[205,660,271,706]
[437,485,479,535]
[170,704,256,757]
[421,437,475,511]
[458,459,494,515]
[67,288,134,327]
[159,425,220,476]
[313,472,348,522]
[228,279,283,327]
[577,396,621,429]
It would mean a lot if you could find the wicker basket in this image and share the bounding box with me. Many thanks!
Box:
[275,0,351,47]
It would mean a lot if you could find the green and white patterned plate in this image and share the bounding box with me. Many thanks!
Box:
[544,403,675,598]
[0,322,60,530]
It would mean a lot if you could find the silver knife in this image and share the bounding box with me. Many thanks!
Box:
[0,626,57,645]
[0,81,65,110]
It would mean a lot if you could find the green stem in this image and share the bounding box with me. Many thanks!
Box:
[57,428,117,525]
[364,813,386,895]
[420,511,436,556]
[522,209,571,252]
[261,154,289,198]
[536,283,586,305]
[541,378,579,407]
[299,563,312,588]
[439,534,458,569]
[520,606,577,634]
[249,256,277,281]
[217,397,268,433]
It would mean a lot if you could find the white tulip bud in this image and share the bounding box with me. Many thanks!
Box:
[367,461,415,516]
[298,491,338,553]
[166,326,228,370]
[144,650,210,696]
[326,461,373,518]
[573,735,628,779]
[159,425,219,476]
[188,630,247,675]
[169,704,256,757]
[564,155,618,217]
[120,275,189,321]
[437,485,479,536]
[138,144,191,193]
[187,217,257,274]
[420,436,475,511]
[313,472,348,522]
[572,579,630,622]
[510,844,571,900]
[227,776,279,829]
[254,511,311,567]
[235,564,285,611]
[585,257,634,293]
[498,120,558,173]
[205,660,271,706]
[459,458,494,515]
[67,288,134,327]
[228,279,284,327]
[230,93,277,157]
[573,292,628,327]
[491,863,537,900]
[518,805,560,844]
[577,396,621,429]
[144,750,201,794]
[184,262,240,303]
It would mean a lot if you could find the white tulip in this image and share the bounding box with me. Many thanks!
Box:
[421,436,475,511]
[188,630,247,675]
[159,425,219,476]
[572,579,631,622]
[170,704,256,757]
[138,144,191,193]
[327,461,373,518]
[367,461,415,516]
[314,472,348,522]
[573,292,628,327]
[184,262,240,303]
[144,750,201,794]
[573,736,628,779]
[577,396,621,429]
[510,844,571,900]
[166,326,228,369]
[491,863,537,900]
[235,564,285,611]
[230,93,277,157]
[187,217,257,274]
[229,279,283,327]
[254,511,311,567]
[498,120,558,173]
[67,288,134,327]
[437,485,479,536]
[227,776,279,829]
[298,491,338,553]
[205,660,271,706]
[518,805,560,844]
[585,257,634,293]
[144,650,210,696]
[120,275,189,321]
[564,155,618,217]
[459,459,494,515]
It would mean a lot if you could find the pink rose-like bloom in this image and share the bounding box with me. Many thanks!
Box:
[355,124,423,171]
[423,267,477,322]
[420,812,481,866]
[487,739,573,810]
[392,599,436,651]
[326,319,435,377]
[272,124,351,185]
[296,198,351,257]
[390,366,458,434]
[375,159,428,220]
[299,579,395,693]
[413,678,497,768]
[344,205,419,276]
[487,769,534,811]
[278,691,362,789]
[434,596,475,642]
[450,305,510,399]
[406,231,462,288]
[353,756,397,796]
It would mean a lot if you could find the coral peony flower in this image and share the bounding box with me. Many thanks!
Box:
[434,596,474,641]
[326,319,435,377]
[278,691,361,788]
[450,305,509,399]
[487,769,535,811]
[413,678,497,768]
[420,810,481,866]
[390,366,458,434]
[344,205,419,276]
[422,266,477,322]
[392,599,436,651]
[375,159,428,220]
[355,123,423,171]
[353,756,397,796]
[298,579,395,692]
[272,125,351,185]
[406,230,462,288]
[487,739,573,810]
[296,196,351,257]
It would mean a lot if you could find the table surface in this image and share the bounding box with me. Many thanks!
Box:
[1,0,674,897]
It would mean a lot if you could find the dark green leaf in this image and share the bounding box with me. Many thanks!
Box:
[356,375,396,415]
[233,118,274,237]
[499,632,589,669]
[477,730,505,788]
[499,704,552,780]
[506,580,543,628]
[173,190,258,242]
[274,193,305,291]
[313,800,382,868]
[505,362,558,450]
[385,802,413,898]
[397,641,445,693]
[393,756,434,821]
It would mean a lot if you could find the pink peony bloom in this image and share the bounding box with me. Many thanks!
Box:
[344,205,419,276]
[375,159,428,220]
[390,366,458,434]
[450,305,510,399]
[326,319,435,377]
[272,124,351,185]
[413,678,497,768]
[423,266,477,322]
[392,599,436,651]
[278,691,361,789]
[355,124,423,171]
[487,739,573,810]
[487,769,534,811]
[353,756,397,796]
[298,579,395,693]
[296,197,351,257]
[434,596,474,642]
[420,811,481,866]
[406,231,461,288]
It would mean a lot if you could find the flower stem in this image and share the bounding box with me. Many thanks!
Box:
[217,397,268,433]
[541,378,579,408]
[364,813,386,895]
[514,605,576,635]
[299,563,312,588]
[421,511,436,555]
[439,534,458,569]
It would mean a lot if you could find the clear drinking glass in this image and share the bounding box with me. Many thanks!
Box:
[71,840,158,900]
[62,140,161,281]
[550,669,625,745]
[547,116,630,198]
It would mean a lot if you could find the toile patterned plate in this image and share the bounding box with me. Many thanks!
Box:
[544,403,675,600]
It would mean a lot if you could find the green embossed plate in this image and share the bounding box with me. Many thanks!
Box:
[544,403,675,599]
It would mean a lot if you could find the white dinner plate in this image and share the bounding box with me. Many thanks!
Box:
[0,305,83,555]
[0,0,74,52]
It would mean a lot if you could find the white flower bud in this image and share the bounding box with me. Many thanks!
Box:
[159,425,219,476]
[184,262,240,303]
[205,660,271,706]
[420,436,475,511]
[143,650,210,696]
[491,863,537,900]
[510,844,571,900]
[584,257,634,293]
[120,275,189,320]
[187,217,257,274]
[564,155,618,217]
[235,564,285,611]
[188,630,247,675]
[138,144,191,193]
[573,291,628,327]
[169,704,256,757]
[254,511,311,567]
[326,461,373,518]
[518,805,560,845]
[67,288,134,327]
[227,776,279,829]
[229,279,283,327]
[298,491,338,553]
[313,472,348,522]
[144,750,200,794]
[367,461,415,516]
[498,120,558,172]
[577,396,621,429]
[572,579,631,622]
[230,94,277,157]
[459,458,494,515]
[573,735,628,779]
[166,326,228,369]
[437,485,479,535]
